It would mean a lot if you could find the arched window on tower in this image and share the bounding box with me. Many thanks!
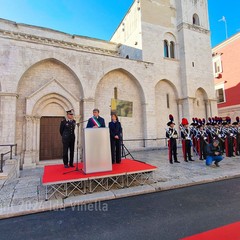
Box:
[170,41,175,58]
[193,13,200,26]
[164,40,169,58]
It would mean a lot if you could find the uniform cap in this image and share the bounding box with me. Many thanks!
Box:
[66,109,74,115]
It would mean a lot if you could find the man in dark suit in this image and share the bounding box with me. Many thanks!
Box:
[86,108,105,128]
[60,109,76,168]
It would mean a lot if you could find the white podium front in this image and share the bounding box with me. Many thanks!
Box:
[83,128,112,174]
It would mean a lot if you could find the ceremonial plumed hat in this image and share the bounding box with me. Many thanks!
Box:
[198,119,203,126]
[222,117,227,125]
[232,117,239,125]
[181,118,189,126]
[226,116,231,124]
[206,117,212,126]
[190,118,198,126]
[167,114,175,126]
[219,117,223,124]
[212,117,216,125]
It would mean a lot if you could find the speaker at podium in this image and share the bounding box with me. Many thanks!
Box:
[83,128,112,174]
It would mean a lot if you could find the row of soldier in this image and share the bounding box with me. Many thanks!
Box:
[166,115,240,165]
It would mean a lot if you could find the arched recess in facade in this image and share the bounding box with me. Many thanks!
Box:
[16,58,83,166]
[155,79,179,141]
[95,68,146,148]
[193,88,209,119]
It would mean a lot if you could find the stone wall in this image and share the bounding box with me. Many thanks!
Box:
[111,0,142,50]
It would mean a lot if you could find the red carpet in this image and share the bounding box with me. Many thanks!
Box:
[181,222,240,240]
[42,159,157,185]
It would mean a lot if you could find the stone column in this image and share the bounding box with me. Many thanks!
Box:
[82,98,95,124]
[182,97,196,120]
[76,98,95,161]
[0,93,18,145]
[177,99,183,124]
[0,93,2,140]
[204,100,211,118]
[142,97,158,148]
[209,99,218,117]
[23,116,36,167]
[74,105,82,163]
[181,98,190,120]
[32,116,41,165]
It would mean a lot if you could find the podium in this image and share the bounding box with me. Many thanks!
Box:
[83,128,112,174]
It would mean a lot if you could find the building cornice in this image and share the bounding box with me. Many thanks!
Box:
[177,22,210,35]
[0,29,119,57]
[179,97,196,101]
[0,92,19,98]
[212,32,240,52]
[218,104,240,110]
[178,97,217,102]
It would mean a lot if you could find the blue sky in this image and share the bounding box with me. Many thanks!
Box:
[0,0,239,47]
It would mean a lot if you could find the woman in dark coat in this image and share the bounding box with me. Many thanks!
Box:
[108,114,122,164]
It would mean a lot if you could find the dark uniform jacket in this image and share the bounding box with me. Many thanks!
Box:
[181,128,191,140]
[60,119,76,140]
[166,128,178,139]
[86,116,105,128]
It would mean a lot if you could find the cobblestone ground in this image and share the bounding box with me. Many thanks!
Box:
[0,148,240,210]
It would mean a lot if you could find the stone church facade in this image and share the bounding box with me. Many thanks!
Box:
[0,0,217,168]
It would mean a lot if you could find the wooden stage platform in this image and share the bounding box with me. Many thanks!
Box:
[42,159,157,200]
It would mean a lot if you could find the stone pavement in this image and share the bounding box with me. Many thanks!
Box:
[0,148,240,219]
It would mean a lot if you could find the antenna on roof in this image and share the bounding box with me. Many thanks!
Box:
[218,16,228,39]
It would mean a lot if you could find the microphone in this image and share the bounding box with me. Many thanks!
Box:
[75,115,87,126]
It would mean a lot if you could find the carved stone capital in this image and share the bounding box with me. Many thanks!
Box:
[177,22,210,35]
[25,115,34,122]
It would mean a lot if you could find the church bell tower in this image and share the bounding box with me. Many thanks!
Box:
[176,0,217,119]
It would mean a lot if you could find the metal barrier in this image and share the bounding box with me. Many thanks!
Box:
[0,144,17,173]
